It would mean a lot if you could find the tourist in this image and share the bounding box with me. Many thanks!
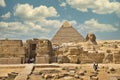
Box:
[93,62,98,72]
[29,58,35,63]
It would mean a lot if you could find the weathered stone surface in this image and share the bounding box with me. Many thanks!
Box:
[25,39,53,63]
[35,39,53,63]
[14,64,34,80]
[0,47,25,57]
[0,39,25,64]
[36,39,53,56]
[79,53,105,63]
[35,56,50,63]
[113,51,120,63]
[51,21,85,45]
[103,53,113,63]
[86,33,97,45]
[67,46,82,55]
[0,40,23,47]
[0,22,120,65]
[0,58,23,64]
[67,55,79,63]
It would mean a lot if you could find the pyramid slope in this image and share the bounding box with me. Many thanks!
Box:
[51,21,85,45]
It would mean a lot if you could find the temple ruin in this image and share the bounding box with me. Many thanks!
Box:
[0,21,120,64]
[0,21,120,80]
[0,39,25,64]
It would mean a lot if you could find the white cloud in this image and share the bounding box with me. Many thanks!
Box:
[0,19,78,40]
[38,19,61,28]
[0,21,49,39]
[93,0,120,14]
[60,2,66,7]
[116,7,120,17]
[1,12,11,19]
[14,4,59,21]
[13,3,62,29]
[0,21,49,33]
[80,19,118,32]
[65,20,77,27]
[0,0,6,7]
[66,0,94,12]
[0,3,79,40]
[66,0,120,17]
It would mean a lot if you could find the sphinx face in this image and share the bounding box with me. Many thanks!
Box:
[88,34,95,41]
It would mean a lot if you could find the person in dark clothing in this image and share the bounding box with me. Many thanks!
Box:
[28,58,35,63]
[93,62,98,71]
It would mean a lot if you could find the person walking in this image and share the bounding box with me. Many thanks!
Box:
[93,62,98,72]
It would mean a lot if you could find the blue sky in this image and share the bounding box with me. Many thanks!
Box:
[0,0,120,41]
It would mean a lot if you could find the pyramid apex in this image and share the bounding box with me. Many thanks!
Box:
[62,21,71,27]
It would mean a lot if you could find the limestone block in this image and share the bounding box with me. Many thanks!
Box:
[0,40,23,47]
[36,39,53,56]
[87,53,104,63]
[67,46,81,55]
[0,58,23,64]
[50,56,57,63]
[67,55,78,63]
[35,56,50,63]
[0,46,26,58]
[0,58,8,64]
[113,51,120,63]
[103,53,113,63]
[62,56,70,63]
[79,53,105,63]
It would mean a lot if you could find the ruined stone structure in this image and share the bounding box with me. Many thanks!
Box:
[86,33,97,45]
[54,45,105,64]
[25,39,53,63]
[0,40,25,64]
[35,39,53,63]
[25,38,39,63]
[0,39,53,64]
[113,51,120,64]
[51,21,85,45]
[0,21,120,64]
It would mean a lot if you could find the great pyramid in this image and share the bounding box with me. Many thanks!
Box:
[51,21,85,45]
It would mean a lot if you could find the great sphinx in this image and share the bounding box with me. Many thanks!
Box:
[86,33,97,45]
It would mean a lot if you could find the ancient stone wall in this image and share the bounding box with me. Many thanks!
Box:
[54,45,105,63]
[79,53,105,63]
[113,51,120,64]
[0,40,23,47]
[35,39,53,63]
[0,40,26,64]
[0,58,23,64]
[36,39,53,56]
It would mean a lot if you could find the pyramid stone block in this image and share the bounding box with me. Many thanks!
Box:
[51,21,85,45]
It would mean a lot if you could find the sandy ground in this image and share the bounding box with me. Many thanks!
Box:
[0,63,120,80]
[31,63,120,80]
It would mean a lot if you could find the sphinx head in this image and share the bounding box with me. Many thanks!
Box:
[86,33,97,45]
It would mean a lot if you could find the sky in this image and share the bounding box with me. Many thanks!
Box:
[0,0,120,41]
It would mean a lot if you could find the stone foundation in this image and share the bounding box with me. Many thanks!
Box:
[0,58,24,64]
[35,56,50,63]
